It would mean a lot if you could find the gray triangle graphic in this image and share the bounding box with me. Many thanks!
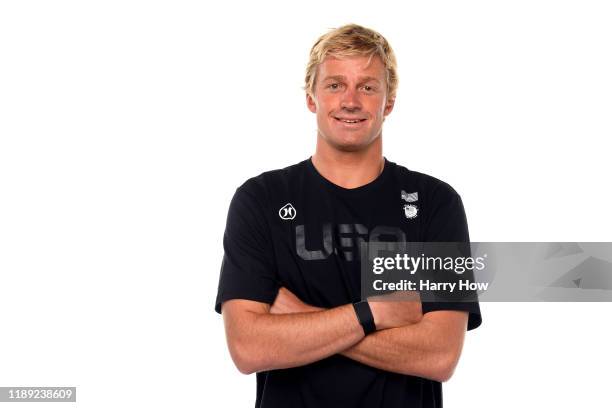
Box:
[543,243,564,260]
[549,257,612,290]
[544,242,583,260]
[555,243,584,258]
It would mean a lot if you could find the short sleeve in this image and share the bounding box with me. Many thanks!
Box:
[214,184,280,314]
[421,183,482,331]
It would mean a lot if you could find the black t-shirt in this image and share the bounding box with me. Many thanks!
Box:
[215,157,482,408]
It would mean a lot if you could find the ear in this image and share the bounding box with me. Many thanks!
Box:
[383,95,396,116]
[306,93,317,113]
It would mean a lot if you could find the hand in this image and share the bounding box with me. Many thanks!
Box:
[368,291,422,330]
[270,287,322,314]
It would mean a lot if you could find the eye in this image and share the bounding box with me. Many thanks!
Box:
[328,83,341,90]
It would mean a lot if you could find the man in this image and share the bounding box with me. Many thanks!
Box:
[215,24,482,407]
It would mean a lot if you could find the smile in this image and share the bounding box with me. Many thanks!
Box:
[334,117,367,124]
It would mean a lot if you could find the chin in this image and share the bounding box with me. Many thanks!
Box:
[329,137,372,152]
[318,127,380,152]
[333,143,364,152]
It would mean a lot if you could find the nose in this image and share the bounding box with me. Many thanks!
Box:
[340,88,361,111]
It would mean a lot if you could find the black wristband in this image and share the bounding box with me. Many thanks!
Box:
[352,300,376,335]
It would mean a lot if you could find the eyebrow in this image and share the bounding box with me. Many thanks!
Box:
[322,75,382,84]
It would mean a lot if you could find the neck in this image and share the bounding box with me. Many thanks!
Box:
[311,135,384,189]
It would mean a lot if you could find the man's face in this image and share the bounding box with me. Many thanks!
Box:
[307,55,395,152]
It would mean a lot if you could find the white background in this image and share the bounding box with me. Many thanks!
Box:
[1,1,611,407]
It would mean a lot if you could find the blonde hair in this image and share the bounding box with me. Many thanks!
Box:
[304,24,398,100]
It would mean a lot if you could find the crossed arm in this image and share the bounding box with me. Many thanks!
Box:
[221,287,468,382]
[338,309,467,381]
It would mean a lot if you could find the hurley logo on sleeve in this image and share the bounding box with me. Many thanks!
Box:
[278,203,297,220]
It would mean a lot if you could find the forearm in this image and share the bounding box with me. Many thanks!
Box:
[340,320,452,381]
[303,303,461,381]
[226,303,365,374]
[343,307,470,382]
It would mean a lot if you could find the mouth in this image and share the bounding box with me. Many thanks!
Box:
[334,117,367,125]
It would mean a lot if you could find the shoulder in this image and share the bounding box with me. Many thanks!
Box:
[239,160,306,190]
[232,159,308,205]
